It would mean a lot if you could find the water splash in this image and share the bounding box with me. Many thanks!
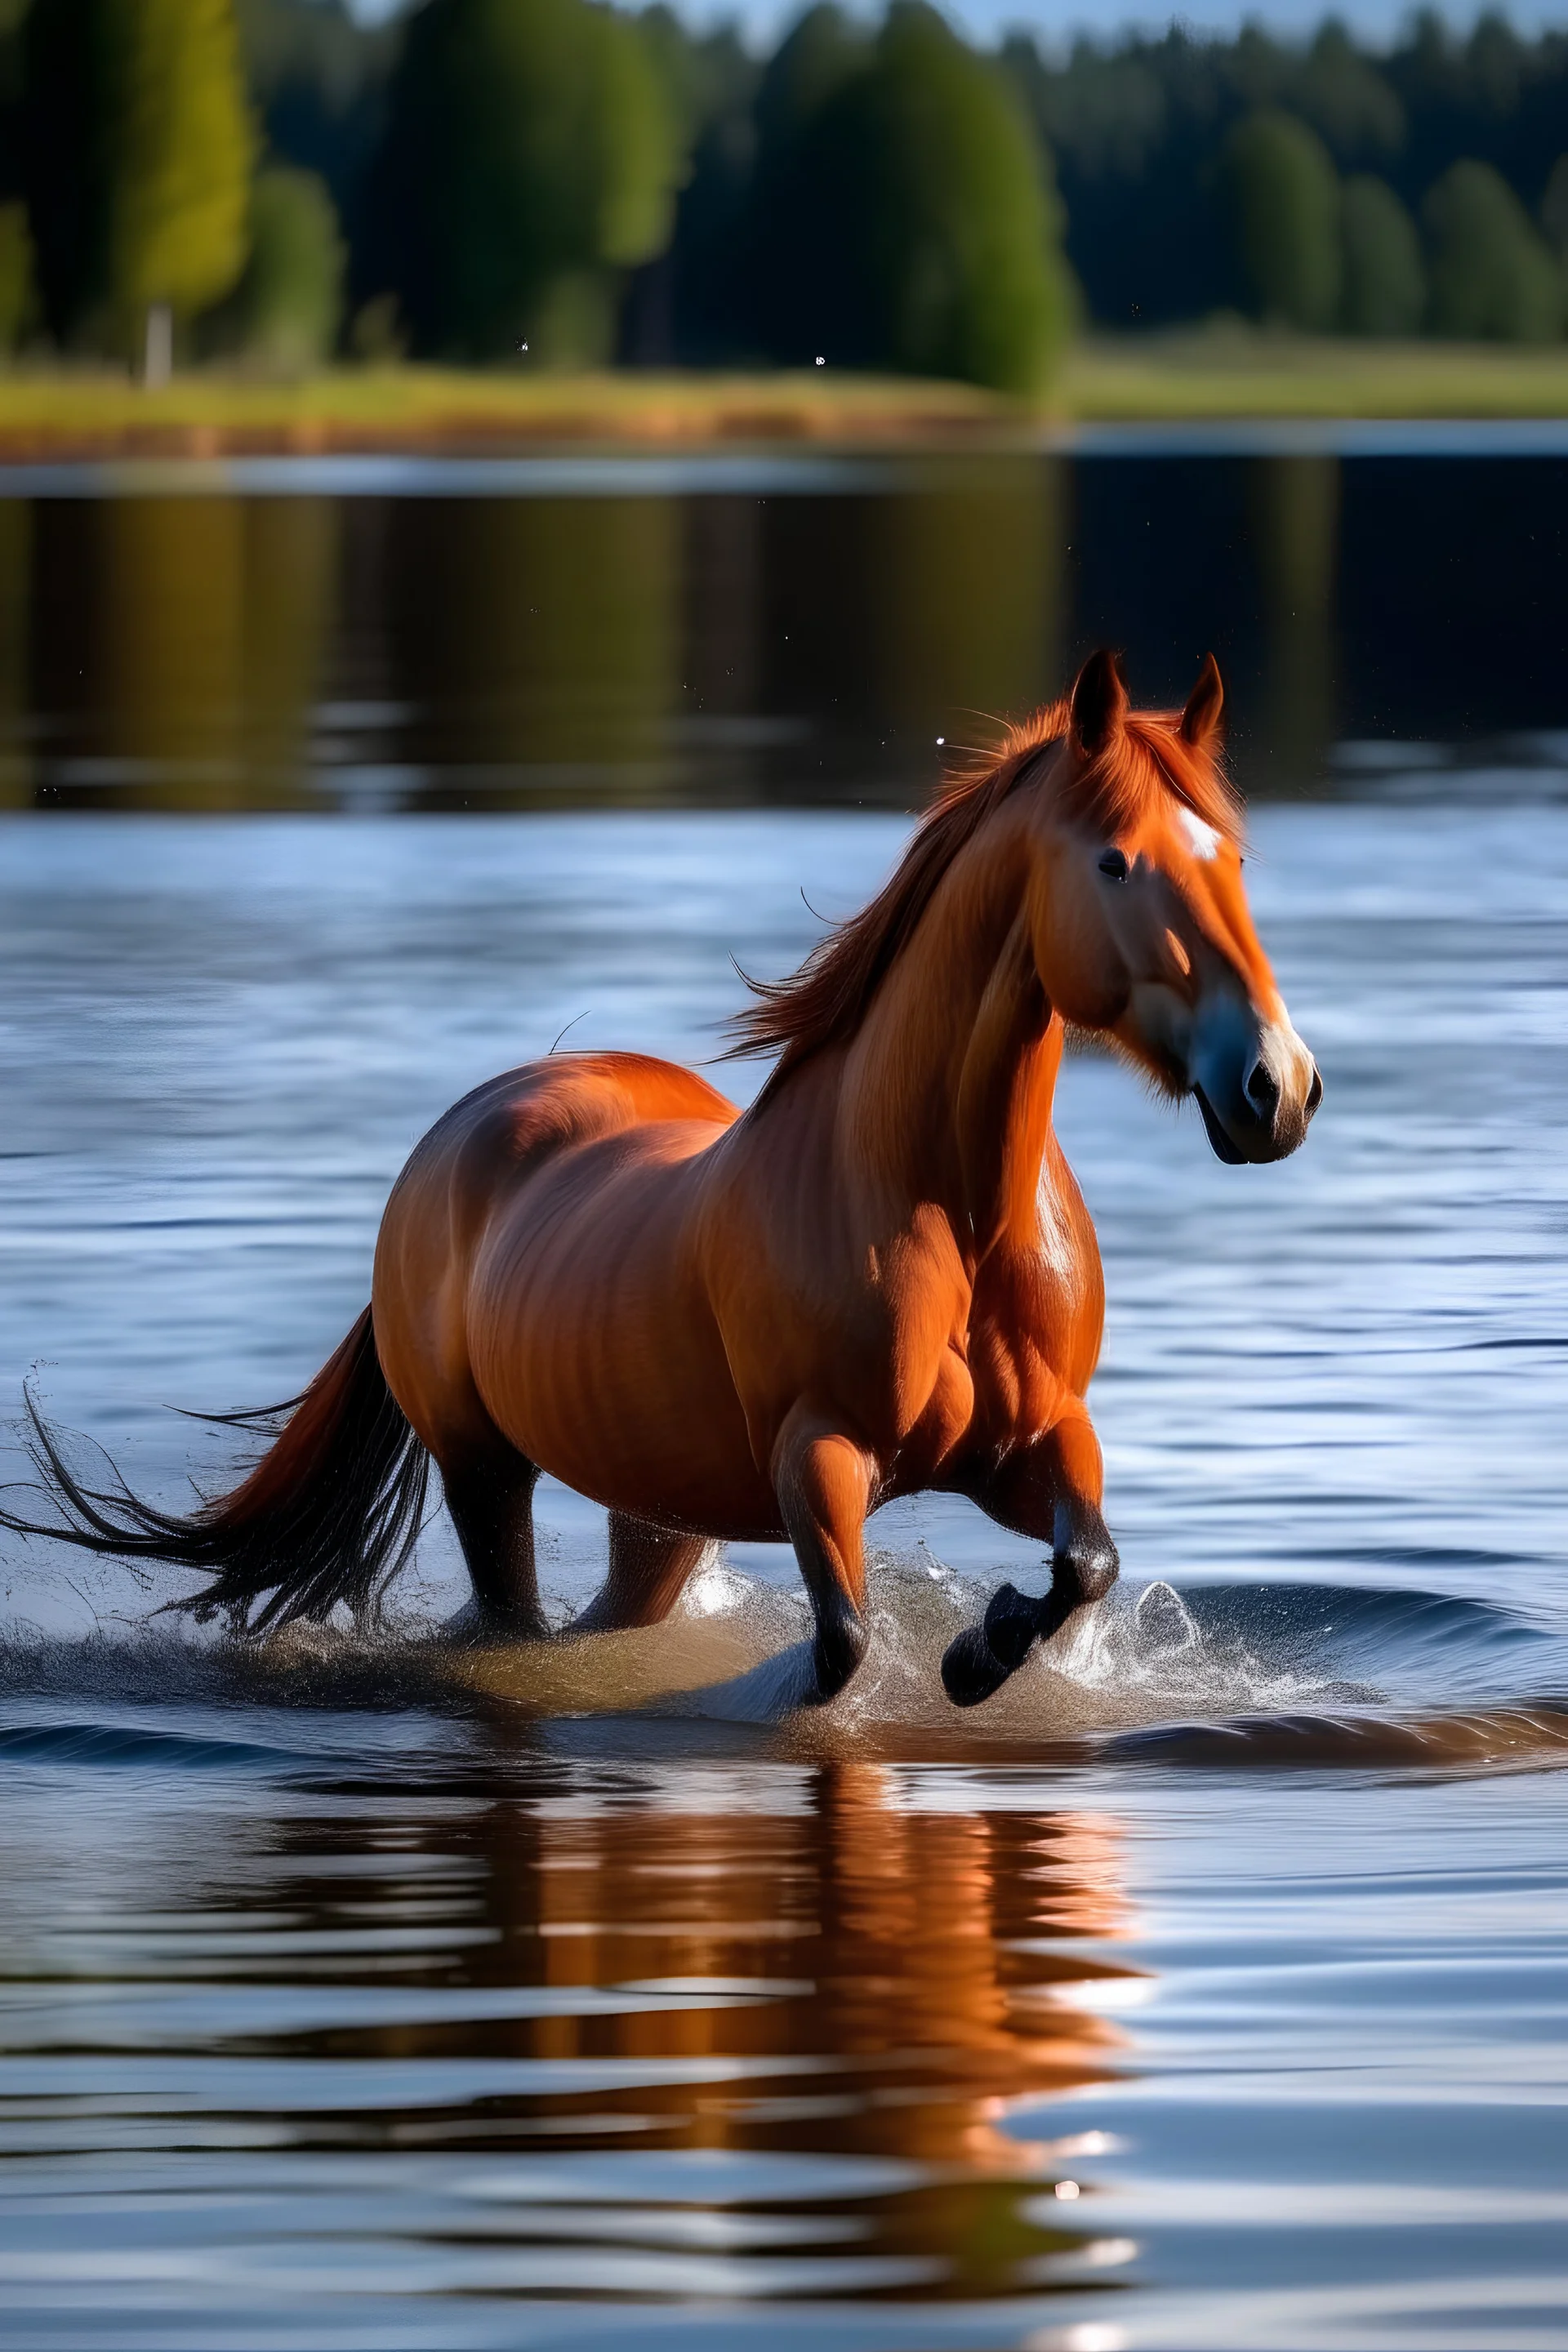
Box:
[3,1542,1567,1771]
[1048,1577,1341,1716]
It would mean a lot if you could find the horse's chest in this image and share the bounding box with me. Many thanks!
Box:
[964,1205,1103,1432]
[1034,1169,1089,1298]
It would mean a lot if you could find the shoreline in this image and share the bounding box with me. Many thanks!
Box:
[3,338,1568,460]
[0,367,1004,462]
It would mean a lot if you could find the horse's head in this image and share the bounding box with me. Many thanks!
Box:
[1031,650,1321,1165]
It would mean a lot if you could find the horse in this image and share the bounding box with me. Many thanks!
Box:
[0,650,1321,1713]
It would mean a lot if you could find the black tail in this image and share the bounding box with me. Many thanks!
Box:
[0,1311,430,1633]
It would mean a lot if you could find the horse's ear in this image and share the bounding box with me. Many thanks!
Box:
[1180,653,1224,750]
[1070,648,1129,755]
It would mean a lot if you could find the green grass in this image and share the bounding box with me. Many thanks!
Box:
[0,363,1003,456]
[2,333,1568,457]
[1066,329,1568,420]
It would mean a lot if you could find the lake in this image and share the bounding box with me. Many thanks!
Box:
[1,448,1566,2352]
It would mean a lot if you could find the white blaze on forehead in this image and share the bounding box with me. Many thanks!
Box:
[1176,806,1222,862]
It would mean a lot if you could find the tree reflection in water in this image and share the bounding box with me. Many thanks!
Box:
[18,445,1562,812]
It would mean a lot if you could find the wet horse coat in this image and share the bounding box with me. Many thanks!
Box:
[2,653,1320,1710]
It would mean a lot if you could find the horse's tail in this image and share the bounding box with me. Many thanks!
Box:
[0,1310,430,1633]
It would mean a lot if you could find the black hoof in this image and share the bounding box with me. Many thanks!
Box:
[942,1584,1049,1708]
[941,1625,1013,1708]
[982,1582,1042,1672]
[813,1606,869,1702]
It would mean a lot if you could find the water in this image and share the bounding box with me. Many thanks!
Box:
[2,456,1568,2350]
[4,447,1567,813]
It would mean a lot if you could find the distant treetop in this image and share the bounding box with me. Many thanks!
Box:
[2,0,1566,379]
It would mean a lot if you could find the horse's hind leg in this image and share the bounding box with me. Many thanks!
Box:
[441,1444,546,1640]
[942,1409,1118,1708]
[570,1514,708,1635]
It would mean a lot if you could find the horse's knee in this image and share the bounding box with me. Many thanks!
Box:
[812,1601,868,1700]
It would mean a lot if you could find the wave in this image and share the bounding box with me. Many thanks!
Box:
[0,1717,321,1773]
[1106,1703,1568,1771]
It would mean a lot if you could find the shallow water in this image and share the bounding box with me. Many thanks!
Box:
[2,452,1568,2349]
[2,786,1568,2350]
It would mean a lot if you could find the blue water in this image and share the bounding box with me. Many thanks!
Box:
[1,784,1567,2348]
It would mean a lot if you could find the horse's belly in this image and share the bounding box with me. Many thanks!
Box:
[466,1143,781,1538]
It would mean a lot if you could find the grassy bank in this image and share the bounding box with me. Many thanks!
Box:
[0,367,1004,459]
[2,336,1568,458]
[1068,332,1568,421]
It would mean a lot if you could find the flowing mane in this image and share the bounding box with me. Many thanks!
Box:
[728,693,1244,1080]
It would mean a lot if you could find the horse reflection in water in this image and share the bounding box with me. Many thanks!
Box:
[265,1761,1138,2196]
[2,652,1320,1711]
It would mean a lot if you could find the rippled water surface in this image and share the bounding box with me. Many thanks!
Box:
[2,459,1568,2350]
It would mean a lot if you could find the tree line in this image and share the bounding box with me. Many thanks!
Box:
[0,0,1565,390]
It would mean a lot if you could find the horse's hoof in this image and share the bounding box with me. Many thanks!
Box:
[443,1599,549,1648]
[982,1581,1042,1672]
[941,1624,1013,1708]
[439,1600,488,1647]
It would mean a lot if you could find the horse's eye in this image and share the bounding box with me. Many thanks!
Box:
[1098,848,1129,883]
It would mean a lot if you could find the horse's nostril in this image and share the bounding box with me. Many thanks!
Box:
[1245,1061,1279,1116]
[1306,1064,1324,1116]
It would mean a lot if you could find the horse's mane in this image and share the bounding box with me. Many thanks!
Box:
[727,696,1243,1080]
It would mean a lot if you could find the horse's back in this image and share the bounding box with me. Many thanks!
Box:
[432,1049,728,1165]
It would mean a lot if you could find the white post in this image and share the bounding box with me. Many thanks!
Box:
[143,301,172,389]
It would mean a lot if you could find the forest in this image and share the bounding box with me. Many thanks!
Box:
[0,0,1566,392]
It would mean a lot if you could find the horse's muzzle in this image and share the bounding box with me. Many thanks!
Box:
[1192,1017,1321,1164]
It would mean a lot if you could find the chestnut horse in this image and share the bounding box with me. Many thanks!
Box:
[2,653,1320,1711]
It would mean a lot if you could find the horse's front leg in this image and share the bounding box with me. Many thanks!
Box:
[701,1405,872,1718]
[941,1405,1119,1707]
[775,1410,874,1702]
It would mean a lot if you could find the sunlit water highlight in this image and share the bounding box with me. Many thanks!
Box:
[2,793,1568,2349]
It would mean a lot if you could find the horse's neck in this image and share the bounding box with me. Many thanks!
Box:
[842,814,1061,1258]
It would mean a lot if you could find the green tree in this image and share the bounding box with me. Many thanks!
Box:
[746,6,873,366]
[372,0,684,363]
[749,3,1072,396]
[1289,22,1403,159]
[862,2,1075,395]
[755,1,866,149]
[0,202,34,353]
[21,0,122,347]
[1227,108,1342,330]
[210,164,345,368]
[1540,154,1568,274]
[1424,159,1562,341]
[23,0,252,366]
[630,11,758,363]
[1339,174,1423,336]
[112,0,256,380]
